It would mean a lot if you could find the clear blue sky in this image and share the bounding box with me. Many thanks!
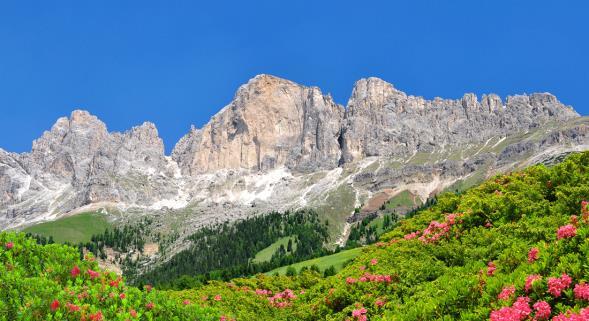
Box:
[0,1,587,154]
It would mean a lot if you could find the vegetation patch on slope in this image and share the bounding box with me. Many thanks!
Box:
[22,211,110,244]
[253,236,298,264]
[267,247,364,276]
[170,152,589,320]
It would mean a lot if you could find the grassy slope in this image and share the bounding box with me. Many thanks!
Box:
[22,212,110,243]
[252,236,297,264]
[173,152,589,321]
[0,232,220,320]
[266,247,363,275]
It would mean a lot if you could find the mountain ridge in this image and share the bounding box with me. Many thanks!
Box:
[1,75,587,246]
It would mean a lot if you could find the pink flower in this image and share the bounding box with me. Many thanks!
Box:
[527,247,539,263]
[183,299,191,305]
[498,285,516,300]
[359,266,366,271]
[4,242,13,250]
[214,294,222,301]
[145,302,155,310]
[119,293,125,299]
[490,297,531,321]
[109,278,121,288]
[144,284,153,292]
[375,299,385,307]
[50,299,60,311]
[547,274,572,297]
[370,259,378,266]
[346,277,357,284]
[130,309,137,317]
[525,274,542,292]
[89,311,103,321]
[574,283,589,300]
[557,224,577,239]
[487,262,496,276]
[87,269,100,279]
[532,301,551,320]
[71,266,81,277]
[66,302,80,312]
[404,231,419,240]
[352,307,367,317]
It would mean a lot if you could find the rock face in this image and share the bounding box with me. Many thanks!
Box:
[341,77,579,162]
[172,75,344,174]
[0,74,586,231]
[0,110,181,226]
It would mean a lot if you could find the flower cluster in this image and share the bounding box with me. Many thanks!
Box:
[547,274,572,297]
[351,307,367,321]
[255,289,273,296]
[487,261,497,276]
[403,231,420,240]
[268,289,296,308]
[490,296,531,321]
[349,272,393,284]
[498,285,516,300]
[402,214,461,244]
[557,224,577,240]
[552,308,589,321]
[528,247,539,263]
[525,274,542,292]
[573,283,589,301]
[532,301,551,320]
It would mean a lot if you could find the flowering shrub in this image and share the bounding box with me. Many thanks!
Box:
[7,152,589,321]
[0,232,221,320]
[528,247,539,263]
[574,283,589,301]
[548,274,573,297]
[557,224,577,239]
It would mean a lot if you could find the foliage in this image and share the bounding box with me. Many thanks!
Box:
[172,152,589,320]
[22,212,110,244]
[136,210,330,288]
[0,232,220,320]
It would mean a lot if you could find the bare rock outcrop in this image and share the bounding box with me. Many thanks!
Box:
[172,74,344,174]
[341,77,579,162]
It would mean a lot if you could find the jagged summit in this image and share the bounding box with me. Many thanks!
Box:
[0,75,587,230]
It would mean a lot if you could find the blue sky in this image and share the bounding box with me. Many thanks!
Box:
[0,1,587,154]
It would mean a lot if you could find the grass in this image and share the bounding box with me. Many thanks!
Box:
[252,236,297,264]
[385,190,419,209]
[22,212,110,244]
[315,184,357,243]
[266,247,364,275]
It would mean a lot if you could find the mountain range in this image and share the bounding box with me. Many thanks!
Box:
[1,74,588,248]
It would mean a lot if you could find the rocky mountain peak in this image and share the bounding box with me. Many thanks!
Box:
[172,74,344,175]
[1,75,586,230]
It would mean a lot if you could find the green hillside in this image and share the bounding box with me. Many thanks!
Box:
[22,211,110,243]
[5,151,589,320]
[253,236,297,264]
[172,151,589,320]
[267,247,363,275]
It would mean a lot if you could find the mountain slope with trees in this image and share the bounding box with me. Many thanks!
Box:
[4,152,589,320]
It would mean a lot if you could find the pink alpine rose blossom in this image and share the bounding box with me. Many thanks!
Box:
[574,283,589,301]
[527,247,539,263]
[487,262,496,276]
[557,224,577,239]
[532,301,551,320]
[498,285,516,300]
[525,274,542,292]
